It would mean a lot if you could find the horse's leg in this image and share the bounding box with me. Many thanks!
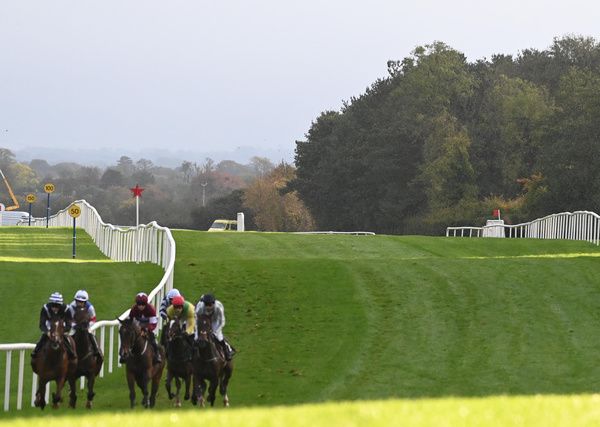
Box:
[184,372,191,401]
[53,374,68,409]
[207,378,218,407]
[86,373,96,409]
[126,370,136,408]
[149,367,162,409]
[175,376,182,407]
[190,374,198,405]
[35,379,47,410]
[220,364,232,407]
[141,369,150,408]
[166,370,174,400]
[198,378,206,408]
[67,375,77,409]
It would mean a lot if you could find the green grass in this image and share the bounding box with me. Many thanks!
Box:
[0,227,164,418]
[2,229,600,422]
[3,395,600,427]
[173,233,600,403]
[0,228,164,343]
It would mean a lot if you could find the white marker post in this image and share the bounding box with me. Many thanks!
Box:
[130,184,144,263]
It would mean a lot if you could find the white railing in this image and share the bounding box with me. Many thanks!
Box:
[446,211,600,245]
[2,200,176,411]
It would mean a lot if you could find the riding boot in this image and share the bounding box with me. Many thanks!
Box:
[89,332,101,357]
[149,333,162,364]
[64,335,77,360]
[31,334,47,358]
[220,339,233,361]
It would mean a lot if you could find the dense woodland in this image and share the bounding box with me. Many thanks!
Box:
[4,36,600,234]
[294,35,600,234]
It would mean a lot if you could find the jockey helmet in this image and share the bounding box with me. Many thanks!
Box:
[172,295,184,307]
[201,294,215,305]
[75,289,89,302]
[135,292,148,305]
[48,292,63,305]
[167,289,181,300]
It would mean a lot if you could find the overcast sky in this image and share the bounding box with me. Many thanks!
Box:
[1,0,599,163]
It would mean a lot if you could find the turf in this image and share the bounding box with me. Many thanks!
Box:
[0,228,164,343]
[172,233,600,403]
[2,229,600,421]
[3,395,600,427]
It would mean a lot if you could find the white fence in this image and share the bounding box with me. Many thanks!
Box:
[1,200,176,411]
[446,210,600,245]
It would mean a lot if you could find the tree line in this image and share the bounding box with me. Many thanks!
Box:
[293,36,600,234]
[0,150,314,231]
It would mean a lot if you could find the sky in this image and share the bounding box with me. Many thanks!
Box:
[1,0,600,165]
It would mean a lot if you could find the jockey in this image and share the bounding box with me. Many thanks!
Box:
[128,292,162,364]
[159,288,181,321]
[31,292,76,360]
[166,295,196,337]
[195,293,235,361]
[68,290,101,357]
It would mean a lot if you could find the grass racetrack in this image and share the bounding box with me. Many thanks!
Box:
[2,227,600,424]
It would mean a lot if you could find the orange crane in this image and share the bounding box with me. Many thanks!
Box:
[0,168,19,210]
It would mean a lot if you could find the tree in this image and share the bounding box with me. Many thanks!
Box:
[178,161,194,183]
[468,74,553,197]
[249,156,275,177]
[131,169,155,186]
[7,163,39,192]
[136,158,154,171]
[116,156,135,176]
[29,159,52,178]
[417,112,477,211]
[295,42,475,233]
[539,68,600,212]
[100,168,125,188]
[243,163,314,231]
[0,148,15,170]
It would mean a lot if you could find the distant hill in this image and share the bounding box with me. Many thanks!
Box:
[11,145,294,168]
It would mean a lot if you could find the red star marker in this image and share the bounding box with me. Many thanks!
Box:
[130,184,144,198]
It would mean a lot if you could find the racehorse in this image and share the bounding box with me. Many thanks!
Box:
[118,318,165,408]
[31,314,77,409]
[191,313,233,407]
[165,318,194,407]
[67,306,103,409]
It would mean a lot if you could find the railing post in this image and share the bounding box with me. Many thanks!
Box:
[17,350,24,410]
[100,327,106,378]
[109,325,115,373]
[4,350,11,411]
[31,373,37,408]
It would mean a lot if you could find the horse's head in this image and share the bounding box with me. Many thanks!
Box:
[118,318,141,361]
[48,315,65,350]
[73,306,90,329]
[167,318,184,342]
[196,314,213,348]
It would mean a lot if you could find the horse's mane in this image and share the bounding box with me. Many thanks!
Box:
[119,317,143,335]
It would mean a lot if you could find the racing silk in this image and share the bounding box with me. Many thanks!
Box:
[195,299,225,341]
[128,303,158,332]
[166,301,196,335]
[159,296,172,320]
[39,303,73,333]
[67,300,97,329]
